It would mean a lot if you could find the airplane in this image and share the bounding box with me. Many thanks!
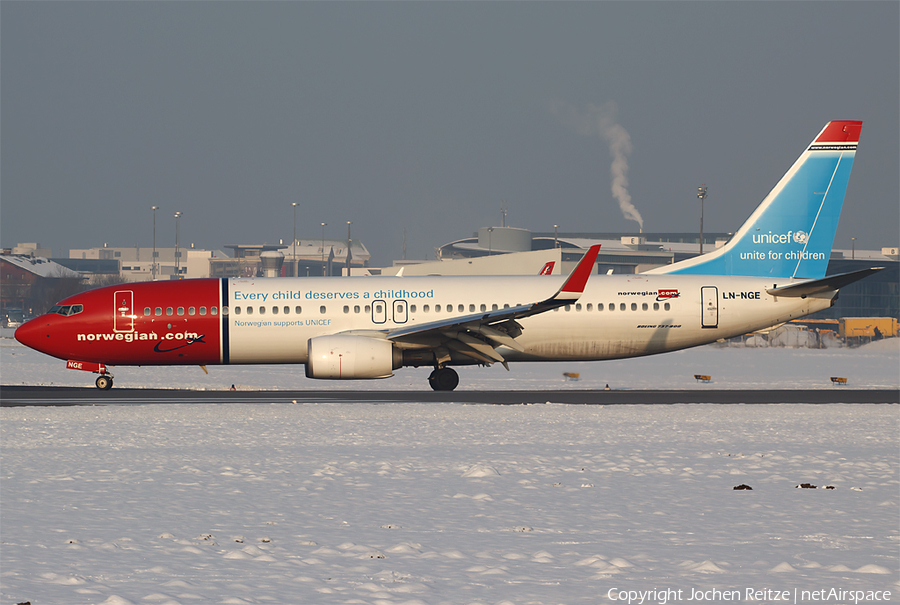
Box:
[15,120,882,391]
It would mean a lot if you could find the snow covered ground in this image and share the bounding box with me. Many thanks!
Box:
[1,338,898,605]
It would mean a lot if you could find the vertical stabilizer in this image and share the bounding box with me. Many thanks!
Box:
[648,121,861,279]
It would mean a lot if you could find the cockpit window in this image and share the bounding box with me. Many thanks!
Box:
[48,304,83,317]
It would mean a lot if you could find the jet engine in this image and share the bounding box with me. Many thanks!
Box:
[306,335,402,379]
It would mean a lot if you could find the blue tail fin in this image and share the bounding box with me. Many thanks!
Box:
[649,121,862,279]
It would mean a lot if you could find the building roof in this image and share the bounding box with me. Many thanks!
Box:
[0,255,83,279]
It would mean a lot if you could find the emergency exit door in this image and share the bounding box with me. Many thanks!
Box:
[701,287,718,328]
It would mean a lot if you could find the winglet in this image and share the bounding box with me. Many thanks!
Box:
[557,245,600,299]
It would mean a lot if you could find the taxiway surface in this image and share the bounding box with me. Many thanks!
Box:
[1,385,897,406]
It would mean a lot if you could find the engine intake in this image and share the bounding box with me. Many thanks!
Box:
[306,335,401,379]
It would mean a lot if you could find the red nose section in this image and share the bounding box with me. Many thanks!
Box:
[15,317,51,356]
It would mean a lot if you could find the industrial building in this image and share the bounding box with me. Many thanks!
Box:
[209,240,370,278]
[2,232,896,321]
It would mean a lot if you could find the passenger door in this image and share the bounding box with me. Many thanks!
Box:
[114,290,134,332]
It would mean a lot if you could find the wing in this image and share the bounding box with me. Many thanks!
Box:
[379,245,600,369]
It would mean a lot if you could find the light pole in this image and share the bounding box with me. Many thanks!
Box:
[487,227,494,255]
[851,237,856,260]
[346,221,352,276]
[697,185,708,255]
[291,202,298,277]
[320,222,327,274]
[553,224,559,249]
[151,206,159,280]
[174,211,182,278]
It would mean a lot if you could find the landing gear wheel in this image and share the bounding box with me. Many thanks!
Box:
[428,367,459,392]
[95,375,113,390]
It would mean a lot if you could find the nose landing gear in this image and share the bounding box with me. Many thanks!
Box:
[64,360,114,389]
[428,367,459,391]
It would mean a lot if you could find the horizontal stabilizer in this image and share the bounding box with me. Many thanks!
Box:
[767,267,884,298]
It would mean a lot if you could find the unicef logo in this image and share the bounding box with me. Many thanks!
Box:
[793,230,808,244]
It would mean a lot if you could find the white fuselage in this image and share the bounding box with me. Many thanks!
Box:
[225,274,831,365]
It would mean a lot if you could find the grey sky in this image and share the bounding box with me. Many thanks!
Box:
[2,2,897,266]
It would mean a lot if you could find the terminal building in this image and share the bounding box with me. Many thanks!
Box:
[2,233,897,321]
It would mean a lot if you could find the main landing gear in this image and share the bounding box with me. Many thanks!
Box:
[95,374,113,390]
[428,367,459,392]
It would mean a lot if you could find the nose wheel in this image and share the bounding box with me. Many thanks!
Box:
[95,375,114,390]
[428,367,459,391]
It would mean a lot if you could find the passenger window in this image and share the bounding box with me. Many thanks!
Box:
[246,307,253,315]
[620,303,626,311]
[576,304,582,311]
[503,304,509,309]
[144,307,151,316]
[423,305,430,312]
[468,304,474,312]
[295,306,302,314]
[565,305,571,312]
[259,306,265,315]
[235,307,242,315]
[586,303,593,311]
[212,307,219,315]
[365,305,371,313]
[642,303,648,311]
[354,305,360,313]
[458,304,464,313]
[166,307,173,316]
[631,303,637,311]
[188,307,195,315]
[598,303,604,311]
[272,306,279,315]
[343,305,350,314]
[609,304,615,312]
[664,302,671,311]
[177,307,185,315]
[155,307,162,316]
[284,306,289,314]
[653,303,659,311]
[410,305,417,313]
[320,306,326,314]
[435,304,441,312]
[200,306,207,315]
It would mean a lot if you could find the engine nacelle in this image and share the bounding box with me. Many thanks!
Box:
[306,335,401,379]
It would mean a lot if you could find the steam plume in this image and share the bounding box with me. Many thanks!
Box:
[551,100,644,231]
